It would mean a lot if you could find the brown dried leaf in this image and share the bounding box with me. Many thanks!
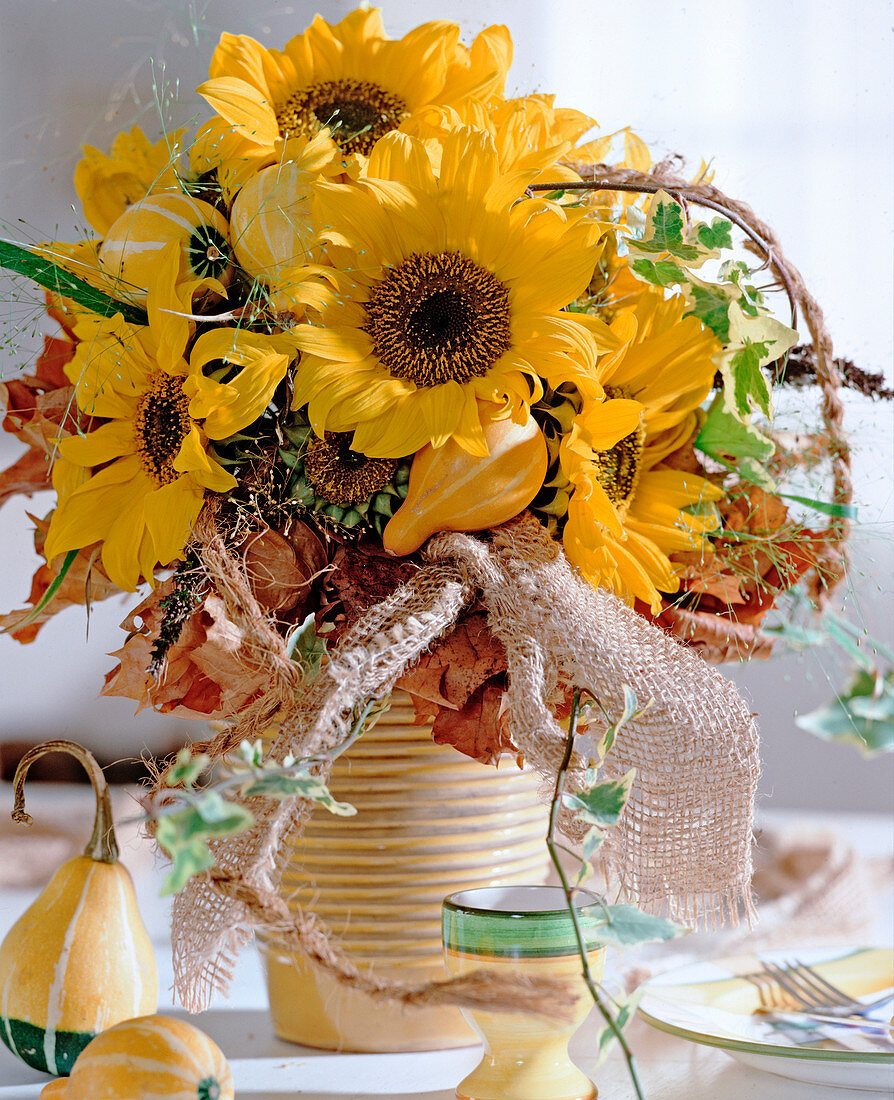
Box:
[326,541,420,622]
[430,677,514,765]
[721,486,789,534]
[241,528,316,613]
[0,449,54,508]
[0,516,119,642]
[673,550,746,605]
[102,582,268,719]
[396,612,507,717]
[646,600,774,663]
[0,314,92,509]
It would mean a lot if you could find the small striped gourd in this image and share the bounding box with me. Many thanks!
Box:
[38,1014,234,1100]
[230,161,316,284]
[0,741,158,1075]
[98,193,232,302]
[383,410,549,555]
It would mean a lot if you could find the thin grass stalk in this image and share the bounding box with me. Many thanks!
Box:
[547,688,646,1099]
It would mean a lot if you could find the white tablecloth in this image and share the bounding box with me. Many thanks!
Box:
[0,787,891,1099]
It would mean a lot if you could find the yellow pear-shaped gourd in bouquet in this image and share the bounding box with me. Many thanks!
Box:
[0,740,158,1075]
[38,1014,234,1100]
[383,408,549,556]
[98,192,233,301]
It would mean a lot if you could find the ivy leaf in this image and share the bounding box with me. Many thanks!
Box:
[155,798,253,896]
[727,339,773,418]
[156,833,216,896]
[696,394,775,465]
[237,739,265,767]
[192,791,255,832]
[629,257,687,288]
[629,194,701,261]
[795,669,894,753]
[240,769,356,815]
[685,282,734,342]
[592,904,687,948]
[564,769,635,828]
[629,191,726,267]
[165,747,210,789]
[594,988,644,1066]
[696,217,733,251]
[581,826,605,861]
[286,612,327,679]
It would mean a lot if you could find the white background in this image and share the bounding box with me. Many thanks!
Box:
[0,0,891,810]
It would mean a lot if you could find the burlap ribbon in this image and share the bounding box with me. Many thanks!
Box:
[170,513,759,1012]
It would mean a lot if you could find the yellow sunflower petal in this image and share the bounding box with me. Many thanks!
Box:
[577,398,643,451]
[142,477,204,567]
[58,420,135,468]
[173,428,236,492]
[196,76,280,147]
[43,456,147,561]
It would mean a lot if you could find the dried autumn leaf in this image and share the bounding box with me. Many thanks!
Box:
[102,581,268,719]
[0,449,54,509]
[645,600,773,663]
[722,485,789,534]
[397,612,507,719]
[0,514,118,642]
[240,527,325,614]
[430,677,515,765]
[673,550,746,605]
[0,302,91,505]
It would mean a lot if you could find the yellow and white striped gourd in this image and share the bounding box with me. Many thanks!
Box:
[38,1014,234,1100]
[229,160,317,284]
[98,192,232,302]
[0,741,158,1075]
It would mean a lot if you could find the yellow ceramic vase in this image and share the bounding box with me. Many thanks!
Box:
[262,691,552,1052]
[442,886,605,1100]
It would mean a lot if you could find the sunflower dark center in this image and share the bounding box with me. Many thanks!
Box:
[592,386,645,512]
[304,432,397,506]
[276,79,408,156]
[134,373,191,486]
[364,251,512,387]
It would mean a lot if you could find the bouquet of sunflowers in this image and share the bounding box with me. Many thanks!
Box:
[0,8,854,764]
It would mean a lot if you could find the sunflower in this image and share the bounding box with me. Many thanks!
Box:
[554,285,724,610]
[74,126,185,235]
[43,248,297,590]
[193,8,512,192]
[289,126,615,459]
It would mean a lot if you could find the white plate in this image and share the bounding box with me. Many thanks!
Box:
[638,946,894,1092]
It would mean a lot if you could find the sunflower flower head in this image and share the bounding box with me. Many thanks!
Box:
[43,247,297,590]
[543,285,724,611]
[279,413,411,535]
[193,9,512,186]
[291,126,615,459]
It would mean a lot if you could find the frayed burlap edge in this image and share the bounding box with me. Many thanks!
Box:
[165,512,759,1014]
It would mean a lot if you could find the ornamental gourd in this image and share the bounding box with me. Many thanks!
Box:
[383,411,549,556]
[98,192,233,301]
[230,160,317,284]
[0,741,158,1075]
[38,1014,234,1100]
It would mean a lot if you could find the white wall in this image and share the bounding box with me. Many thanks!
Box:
[1,0,891,807]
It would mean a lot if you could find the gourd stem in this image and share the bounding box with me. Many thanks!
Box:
[12,739,119,864]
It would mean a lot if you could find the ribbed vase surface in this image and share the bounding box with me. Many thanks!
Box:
[262,691,551,1051]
